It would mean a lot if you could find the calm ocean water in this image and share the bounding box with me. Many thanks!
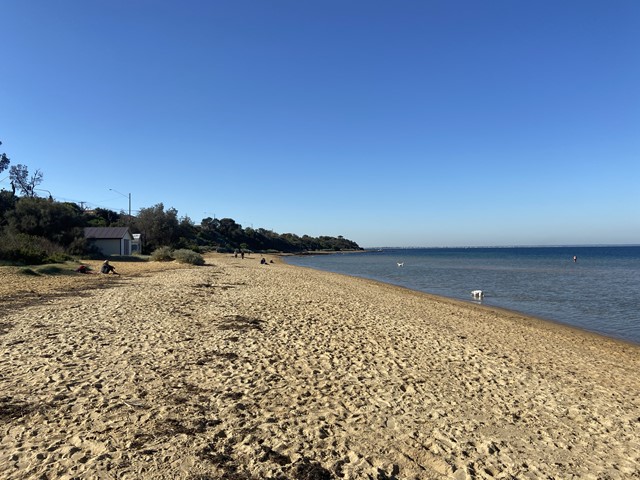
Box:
[285,246,640,345]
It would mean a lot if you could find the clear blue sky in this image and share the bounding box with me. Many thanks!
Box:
[2,1,638,247]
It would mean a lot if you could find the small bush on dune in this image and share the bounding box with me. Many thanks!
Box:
[172,249,205,265]
[35,265,64,275]
[18,268,39,276]
[150,246,174,262]
[149,246,204,265]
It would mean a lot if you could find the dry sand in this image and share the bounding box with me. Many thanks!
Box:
[1,253,639,479]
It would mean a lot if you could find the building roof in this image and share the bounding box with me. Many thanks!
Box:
[84,227,132,239]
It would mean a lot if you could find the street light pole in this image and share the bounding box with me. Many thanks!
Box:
[35,188,53,201]
[109,188,131,218]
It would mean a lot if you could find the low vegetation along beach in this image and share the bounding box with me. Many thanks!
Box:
[1,254,639,479]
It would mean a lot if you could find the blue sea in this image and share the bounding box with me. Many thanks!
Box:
[285,246,640,345]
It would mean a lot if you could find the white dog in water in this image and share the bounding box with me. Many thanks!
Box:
[471,290,484,299]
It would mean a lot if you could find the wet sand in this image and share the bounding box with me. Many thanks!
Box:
[1,253,639,479]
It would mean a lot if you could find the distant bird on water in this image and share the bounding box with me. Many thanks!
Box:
[397,262,404,267]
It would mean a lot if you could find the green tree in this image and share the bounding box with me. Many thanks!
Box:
[5,197,84,245]
[175,215,199,249]
[132,203,179,253]
[85,207,121,227]
[9,164,44,197]
[217,218,242,238]
[0,140,9,175]
[0,190,17,227]
[0,153,9,175]
[197,216,226,247]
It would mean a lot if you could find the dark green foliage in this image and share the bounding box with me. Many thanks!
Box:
[0,153,9,175]
[0,190,17,226]
[150,246,174,262]
[85,207,122,227]
[9,164,43,197]
[0,186,361,264]
[148,247,205,265]
[35,265,64,275]
[17,267,39,276]
[172,249,205,265]
[5,198,84,245]
[66,236,94,256]
[0,232,68,265]
[132,203,179,253]
[0,196,91,263]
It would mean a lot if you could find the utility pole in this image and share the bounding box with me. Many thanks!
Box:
[109,188,132,220]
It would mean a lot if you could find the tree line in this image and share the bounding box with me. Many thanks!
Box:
[0,143,361,264]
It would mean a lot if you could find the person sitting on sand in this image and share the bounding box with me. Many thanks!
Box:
[260,257,267,265]
[101,260,119,275]
[75,265,91,274]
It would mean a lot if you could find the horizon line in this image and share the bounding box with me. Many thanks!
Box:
[363,244,640,249]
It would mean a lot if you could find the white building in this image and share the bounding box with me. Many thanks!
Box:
[84,227,133,256]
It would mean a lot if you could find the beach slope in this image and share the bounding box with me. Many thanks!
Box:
[1,254,639,479]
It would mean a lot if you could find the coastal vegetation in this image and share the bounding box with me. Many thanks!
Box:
[0,192,361,264]
[0,142,360,264]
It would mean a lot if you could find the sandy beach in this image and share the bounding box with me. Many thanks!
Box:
[1,253,639,479]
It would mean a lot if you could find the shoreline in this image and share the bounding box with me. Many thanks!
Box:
[283,250,640,348]
[294,262,640,349]
[1,253,639,479]
[288,258,640,353]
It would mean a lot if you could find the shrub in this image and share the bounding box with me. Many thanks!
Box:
[0,232,66,265]
[46,252,73,263]
[35,265,64,275]
[18,268,39,276]
[172,249,205,265]
[150,246,174,262]
[66,236,91,256]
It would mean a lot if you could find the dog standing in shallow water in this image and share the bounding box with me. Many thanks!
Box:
[471,290,484,299]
